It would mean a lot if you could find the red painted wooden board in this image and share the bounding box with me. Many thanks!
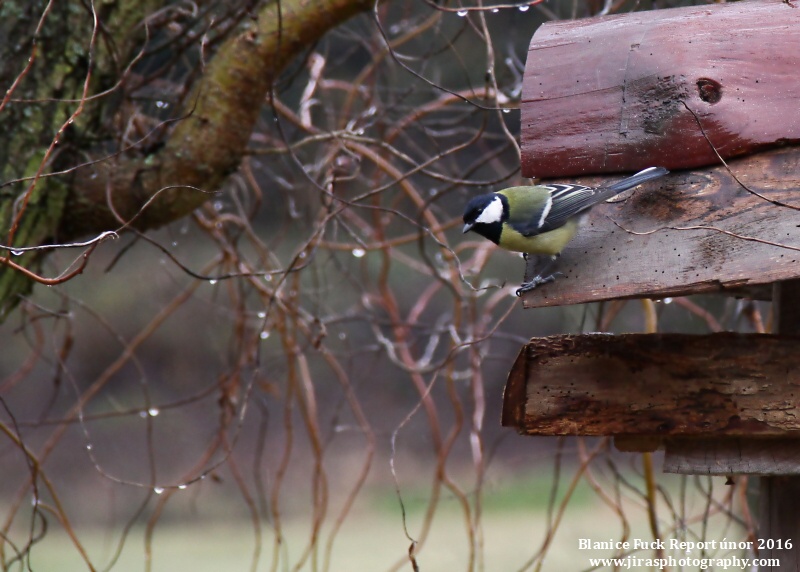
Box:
[521,0,800,178]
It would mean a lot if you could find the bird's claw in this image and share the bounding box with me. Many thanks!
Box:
[515,273,562,297]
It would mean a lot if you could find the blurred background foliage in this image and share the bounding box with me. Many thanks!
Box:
[0,0,765,570]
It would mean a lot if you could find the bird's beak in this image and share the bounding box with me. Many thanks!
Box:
[462,223,473,234]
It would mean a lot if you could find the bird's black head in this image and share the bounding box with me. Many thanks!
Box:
[462,193,507,245]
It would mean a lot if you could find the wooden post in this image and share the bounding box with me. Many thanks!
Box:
[759,279,800,571]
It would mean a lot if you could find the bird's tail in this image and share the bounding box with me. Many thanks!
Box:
[602,166,669,195]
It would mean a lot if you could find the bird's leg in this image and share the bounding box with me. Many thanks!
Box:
[516,254,561,297]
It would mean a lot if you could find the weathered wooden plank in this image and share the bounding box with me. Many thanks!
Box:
[520,147,800,308]
[501,333,800,437]
[663,438,800,476]
[662,281,800,478]
[521,0,800,178]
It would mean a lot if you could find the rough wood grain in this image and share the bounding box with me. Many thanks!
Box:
[521,0,800,178]
[519,147,800,308]
[661,282,800,479]
[501,333,800,437]
[663,438,800,476]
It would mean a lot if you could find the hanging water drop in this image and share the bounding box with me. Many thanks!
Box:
[352,248,366,258]
[457,10,468,17]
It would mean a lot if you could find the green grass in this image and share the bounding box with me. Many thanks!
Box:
[14,475,747,571]
[23,512,598,572]
[370,472,595,516]
[17,490,620,572]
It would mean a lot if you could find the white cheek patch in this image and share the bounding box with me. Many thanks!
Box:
[476,196,503,224]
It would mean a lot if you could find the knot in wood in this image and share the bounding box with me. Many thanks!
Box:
[696,78,723,104]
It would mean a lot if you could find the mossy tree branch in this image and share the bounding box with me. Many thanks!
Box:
[0,0,374,316]
[61,0,374,238]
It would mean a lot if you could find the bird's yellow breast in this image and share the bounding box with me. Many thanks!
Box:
[498,219,579,255]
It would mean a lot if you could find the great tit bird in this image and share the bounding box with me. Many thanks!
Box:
[462,166,669,296]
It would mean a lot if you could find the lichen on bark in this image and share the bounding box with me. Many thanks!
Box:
[0,0,374,318]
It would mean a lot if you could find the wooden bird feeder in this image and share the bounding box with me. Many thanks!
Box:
[502,1,800,568]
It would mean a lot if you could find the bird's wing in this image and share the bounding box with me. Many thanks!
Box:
[502,184,599,236]
[502,167,669,236]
